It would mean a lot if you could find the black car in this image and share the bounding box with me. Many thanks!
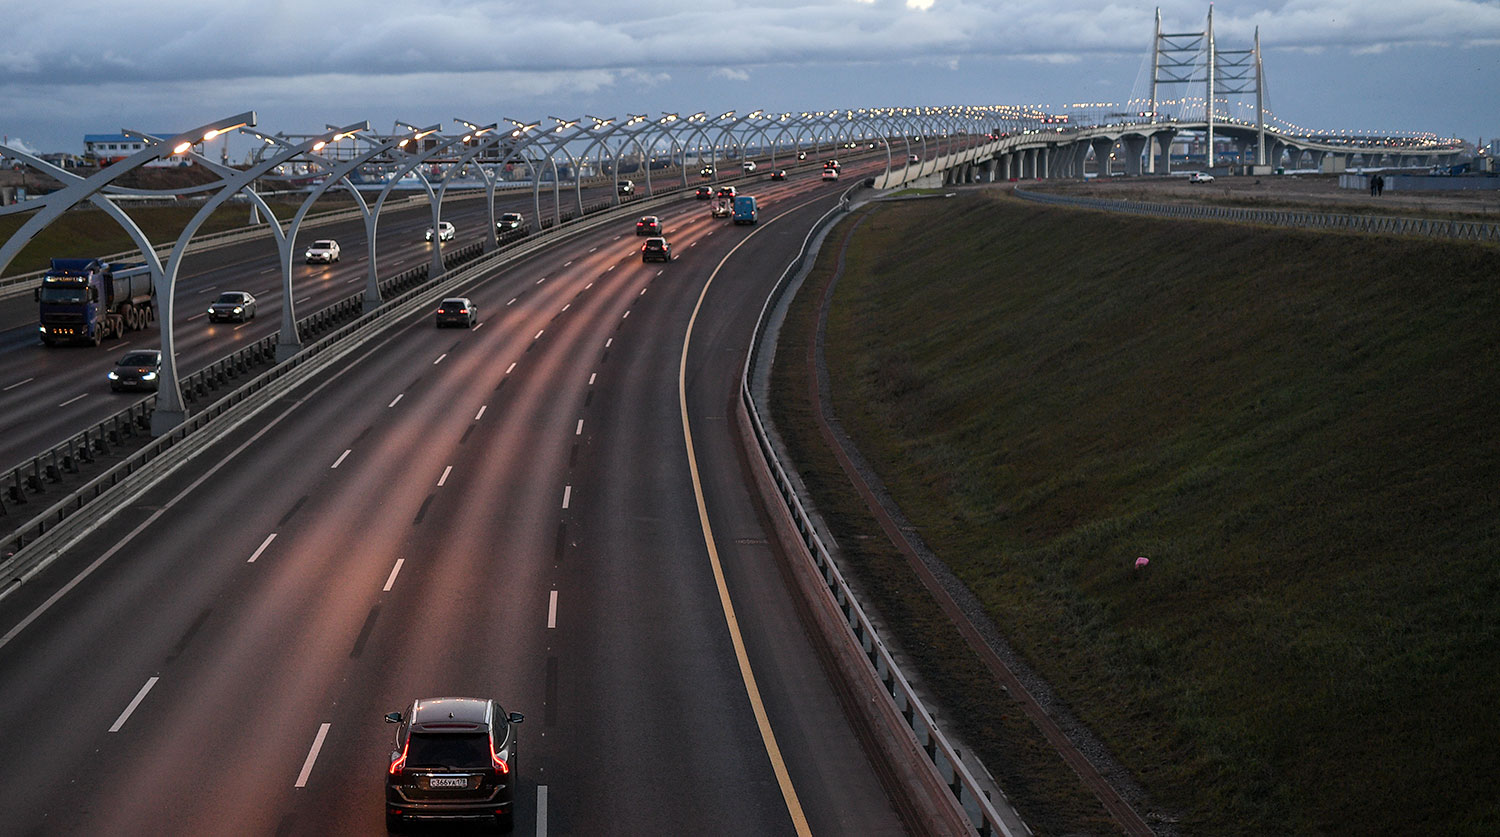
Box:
[769,169,787,180]
[109,349,162,392]
[386,697,524,832]
[435,297,476,328]
[207,291,257,323]
[635,215,661,236]
[641,237,671,263]
[694,186,713,200]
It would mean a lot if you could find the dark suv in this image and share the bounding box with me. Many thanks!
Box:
[385,697,524,832]
[641,237,671,263]
[435,297,476,328]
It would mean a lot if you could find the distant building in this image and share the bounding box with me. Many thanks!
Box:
[84,133,193,166]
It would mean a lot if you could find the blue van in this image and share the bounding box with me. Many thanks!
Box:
[732,195,758,225]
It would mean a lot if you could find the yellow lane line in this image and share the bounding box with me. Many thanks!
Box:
[679,190,836,837]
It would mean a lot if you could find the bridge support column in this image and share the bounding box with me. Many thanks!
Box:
[1090,138,1115,178]
[1121,135,1148,176]
[1271,141,1288,170]
[1068,142,1089,178]
[1147,130,1176,174]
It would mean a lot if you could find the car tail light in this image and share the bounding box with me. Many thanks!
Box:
[390,739,409,776]
[490,741,510,775]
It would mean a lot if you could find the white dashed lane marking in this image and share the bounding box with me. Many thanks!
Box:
[109,676,160,733]
[248,533,277,563]
[383,559,405,592]
[294,723,331,788]
[331,450,351,469]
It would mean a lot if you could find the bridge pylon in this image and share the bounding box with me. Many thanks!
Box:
[1149,5,1266,168]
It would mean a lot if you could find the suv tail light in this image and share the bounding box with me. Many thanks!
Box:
[390,739,409,776]
[490,740,510,776]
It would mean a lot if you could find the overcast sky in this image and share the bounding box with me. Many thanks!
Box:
[3,0,1498,155]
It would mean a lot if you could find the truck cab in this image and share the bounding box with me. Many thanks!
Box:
[37,258,154,346]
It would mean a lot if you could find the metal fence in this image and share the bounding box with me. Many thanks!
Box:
[739,184,1024,837]
[1014,186,1500,242]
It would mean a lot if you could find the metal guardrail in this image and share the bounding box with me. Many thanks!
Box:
[0,178,702,590]
[739,183,1022,837]
[1014,185,1500,242]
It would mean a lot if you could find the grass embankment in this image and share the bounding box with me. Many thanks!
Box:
[0,200,319,276]
[772,191,1499,834]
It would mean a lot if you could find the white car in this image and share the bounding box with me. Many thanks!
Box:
[304,239,340,264]
[618,180,635,195]
[742,161,757,173]
[425,221,455,242]
[821,168,840,182]
[1188,171,1215,183]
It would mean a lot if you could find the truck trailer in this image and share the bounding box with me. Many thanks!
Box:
[37,258,156,346]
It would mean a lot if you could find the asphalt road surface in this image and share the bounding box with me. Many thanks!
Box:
[0,160,911,836]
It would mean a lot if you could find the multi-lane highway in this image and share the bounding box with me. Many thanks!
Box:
[0,184,626,472]
[0,159,912,834]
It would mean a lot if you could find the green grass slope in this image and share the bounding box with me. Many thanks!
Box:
[788,192,1499,834]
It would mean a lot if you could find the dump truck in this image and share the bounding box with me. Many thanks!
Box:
[37,258,156,346]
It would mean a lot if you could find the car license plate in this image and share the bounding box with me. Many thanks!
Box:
[429,776,467,789]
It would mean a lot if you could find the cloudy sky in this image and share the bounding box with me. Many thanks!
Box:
[3,0,1498,154]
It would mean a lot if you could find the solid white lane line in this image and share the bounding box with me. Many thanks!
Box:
[58,393,88,407]
[475,405,487,420]
[3,377,33,391]
[383,558,404,592]
[388,393,404,408]
[109,676,160,733]
[605,338,612,348]
[248,533,277,563]
[561,485,571,509]
[331,449,351,469]
[575,420,583,435]
[534,330,544,340]
[547,591,558,628]
[537,786,548,837]
[437,465,452,486]
[506,362,517,374]
[295,723,331,788]
[433,353,446,365]
[588,373,596,385]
